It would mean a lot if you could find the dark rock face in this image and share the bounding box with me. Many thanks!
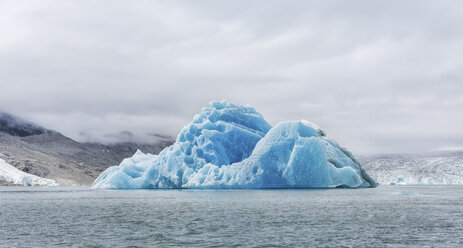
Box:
[0,113,48,137]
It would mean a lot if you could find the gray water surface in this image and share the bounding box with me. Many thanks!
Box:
[1,186,462,247]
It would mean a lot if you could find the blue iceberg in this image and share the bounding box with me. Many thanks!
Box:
[92,101,376,189]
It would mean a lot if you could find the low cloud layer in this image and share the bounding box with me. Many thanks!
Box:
[1,0,462,154]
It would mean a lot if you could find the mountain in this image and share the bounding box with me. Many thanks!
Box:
[358,152,463,185]
[0,112,49,137]
[0,112,173,186]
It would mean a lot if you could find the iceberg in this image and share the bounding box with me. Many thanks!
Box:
[92,101,376,189]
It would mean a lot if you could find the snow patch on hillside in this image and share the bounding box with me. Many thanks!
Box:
[0,157,56,186]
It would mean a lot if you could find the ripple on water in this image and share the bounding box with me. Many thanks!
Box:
[0,186,463,247]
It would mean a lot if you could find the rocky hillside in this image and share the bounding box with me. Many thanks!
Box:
[0,113,173,186]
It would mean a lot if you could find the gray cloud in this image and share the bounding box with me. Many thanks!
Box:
[1,0,462,154]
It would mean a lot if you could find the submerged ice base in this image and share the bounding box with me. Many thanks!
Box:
[92,101,376,189]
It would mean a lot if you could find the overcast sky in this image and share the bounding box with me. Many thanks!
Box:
[1,0,462,154]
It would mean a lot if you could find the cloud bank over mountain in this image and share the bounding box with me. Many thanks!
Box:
[1,0,462,154]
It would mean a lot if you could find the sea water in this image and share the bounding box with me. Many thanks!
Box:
[1,186,462,247]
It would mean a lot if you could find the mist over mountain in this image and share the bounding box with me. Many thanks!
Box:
[0,112,50,137]
[0,112,173,185]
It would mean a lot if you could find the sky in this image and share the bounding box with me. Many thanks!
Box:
[0,0,462,155]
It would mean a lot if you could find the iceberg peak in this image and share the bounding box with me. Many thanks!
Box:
[92,101,376,189]
[134,149,144,156]
[300,119,326,137]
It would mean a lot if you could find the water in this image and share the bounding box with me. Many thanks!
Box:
[1,186,462,247]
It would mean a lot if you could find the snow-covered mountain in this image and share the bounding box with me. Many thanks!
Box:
[359,152,463,185]
[0,112,173,186]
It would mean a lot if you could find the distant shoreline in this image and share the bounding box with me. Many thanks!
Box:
[0,180,21,186]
